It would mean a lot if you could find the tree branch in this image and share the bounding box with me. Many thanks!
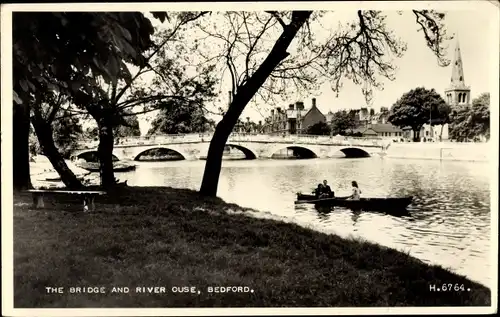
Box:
[265,11,287,29]
[114,12,209,104]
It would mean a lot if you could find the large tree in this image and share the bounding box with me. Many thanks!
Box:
[185,10,452,196]
[330,110,357,135]
[13,12,169,189]
[31,102,84,188]
[388,87,450,141]
[449,93,490,142]
[13,12,214,189]
[70,12,211,189]
[25,89,85,188]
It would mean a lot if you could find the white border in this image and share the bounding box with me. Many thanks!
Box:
[1,2,498,316]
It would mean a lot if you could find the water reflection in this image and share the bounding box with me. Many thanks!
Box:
[121,157,491,288]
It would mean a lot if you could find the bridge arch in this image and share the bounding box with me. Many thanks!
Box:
[340,147,371,158]
[73,150,120,162]
[270,145,318,159]
[225,143,257,160]
[133,147,187,161]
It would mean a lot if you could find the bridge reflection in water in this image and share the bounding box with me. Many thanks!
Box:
[271,146,318,159]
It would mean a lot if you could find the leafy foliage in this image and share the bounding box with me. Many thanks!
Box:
[388,87,449,140]
[330,110,357,135]
[13,12,157,106]
[28,92,84,158]
[147,102,216,135]
[449,93,490,141]
[52,112,84,158]
[306,121,331,135]
[84,114,142,139]
[13,11,210,188]
[114,113,142,138]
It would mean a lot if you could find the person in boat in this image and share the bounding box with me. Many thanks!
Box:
[348,181,362,200]
[321,180,334,198]
[313,183,324,198]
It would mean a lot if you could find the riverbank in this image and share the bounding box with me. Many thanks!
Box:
[385,142,490,162]
[13,186,491,307]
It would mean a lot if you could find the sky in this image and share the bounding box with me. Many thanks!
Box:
[133,5,498,134]
[4,2,495,134]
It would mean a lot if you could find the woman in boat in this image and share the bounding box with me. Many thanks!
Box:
[348,181,362,200]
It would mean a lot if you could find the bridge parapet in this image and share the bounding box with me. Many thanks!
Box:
[77,133,385,150]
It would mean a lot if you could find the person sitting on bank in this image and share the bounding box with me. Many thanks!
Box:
[321,180,334,198]
[348,181,362,200]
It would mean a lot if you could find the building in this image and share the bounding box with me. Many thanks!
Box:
[361,123,404,139]
[444,40,471,107]
[347,106,401,138]
[404,40,470,142]
[370,107,390,124]
[263,98,326,135]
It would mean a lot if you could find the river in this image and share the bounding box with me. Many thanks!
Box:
[111,156,493,288]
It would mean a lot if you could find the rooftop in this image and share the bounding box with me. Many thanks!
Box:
[368,123,403,133]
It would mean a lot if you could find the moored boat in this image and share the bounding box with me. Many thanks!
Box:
[295,193,413,211]
[74,160,137,172]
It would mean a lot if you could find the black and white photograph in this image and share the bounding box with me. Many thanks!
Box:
[1,1,498,315]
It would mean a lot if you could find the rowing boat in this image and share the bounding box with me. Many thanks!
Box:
[295,193,413,211]
[75,161,137,172]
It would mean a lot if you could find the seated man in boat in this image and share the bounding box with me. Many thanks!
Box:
[321,180,334,198]
[348,181,362,200]
[313,183,324,198]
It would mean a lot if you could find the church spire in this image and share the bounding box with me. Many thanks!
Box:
[444,36,471,106]
[450,39,466,88]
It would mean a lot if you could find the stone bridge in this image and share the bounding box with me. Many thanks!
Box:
[72,133,388,161]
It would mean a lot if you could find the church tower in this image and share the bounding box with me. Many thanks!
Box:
[444,39,471,107]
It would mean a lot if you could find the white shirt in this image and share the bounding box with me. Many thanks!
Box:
[352,187,361,200]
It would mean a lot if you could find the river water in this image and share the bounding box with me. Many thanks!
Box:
[112,156,494,288]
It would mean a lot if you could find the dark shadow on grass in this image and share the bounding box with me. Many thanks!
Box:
[13,186,491,308]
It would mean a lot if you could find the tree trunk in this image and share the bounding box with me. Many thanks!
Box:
[97,116,116,189]
[199,11,312,197]
[13,103,32,190]
[32,112,84,189]
[440,124,444,141]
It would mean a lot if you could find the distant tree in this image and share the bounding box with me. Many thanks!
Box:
[388,87,449,141]
[85,126,99,140]
[114,113,141,139]
[29,125,42,159]
[306,121,331,135]
[52,112,84,158]
[330,110,357,135]
[147,101,215,135]
[449,93,490,142]
[369,108,375,116]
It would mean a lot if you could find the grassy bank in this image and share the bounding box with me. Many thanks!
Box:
[13,186,491,307]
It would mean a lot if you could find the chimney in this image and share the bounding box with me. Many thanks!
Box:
[312,98,317,108]
[295,101,304,110]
